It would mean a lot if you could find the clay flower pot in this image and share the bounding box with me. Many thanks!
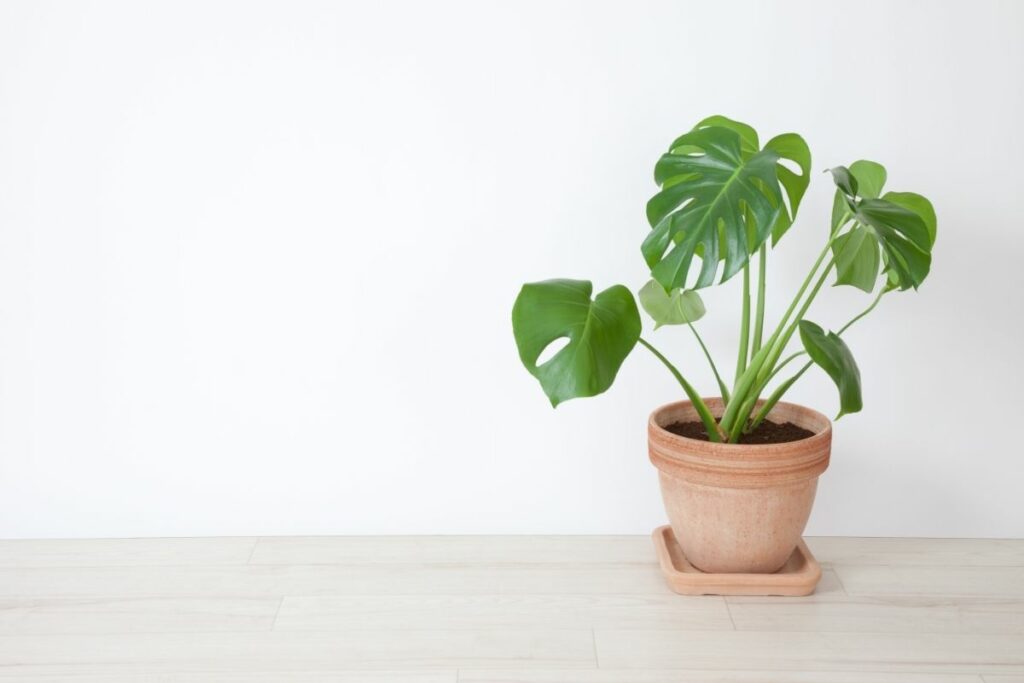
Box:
[648,399,831,574]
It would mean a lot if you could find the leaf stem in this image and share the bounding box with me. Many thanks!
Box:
[756,238,839,385]
[764,256,835,377]
[748,366,810,430]
[639,337,724,442]
[688,323,730,404]
[766,351,805,383]
[748,287,888,430]
[719,236,837,435]
[837,287,886,335]
[735,264,751,384]
[751,245,767,359]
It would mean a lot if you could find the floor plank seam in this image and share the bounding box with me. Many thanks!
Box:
[831,569,850,595]
[269,596,285,631]
[246,538,261,564]
[722,597,737,629]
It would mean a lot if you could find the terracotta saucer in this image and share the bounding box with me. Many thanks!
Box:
[652,525,821,596]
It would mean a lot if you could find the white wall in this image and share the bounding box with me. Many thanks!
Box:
[1,0,1021,539]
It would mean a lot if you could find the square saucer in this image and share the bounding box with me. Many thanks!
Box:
[652,525,821,596]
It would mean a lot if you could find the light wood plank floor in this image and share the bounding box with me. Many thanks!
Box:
[0,536,1021,680]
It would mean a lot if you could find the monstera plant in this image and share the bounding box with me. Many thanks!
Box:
[512,116,936,579]
[512,116,936,444]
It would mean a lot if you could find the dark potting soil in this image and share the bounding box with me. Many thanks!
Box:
[665,419,815,445]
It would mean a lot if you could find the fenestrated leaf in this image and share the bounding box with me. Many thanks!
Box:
[638,280,706,328]
[643,126,783,291]
[653,119,809,255]
[799,320,863,419]
[512,279,641,407]
[684,120,810,245]
[849,160,887,199]
[883,191,937,246]
[832,225,880,292]
[765,133,812,243]
[856,198,932,290]
[694,115,759,158]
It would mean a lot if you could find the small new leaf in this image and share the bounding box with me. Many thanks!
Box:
[799,320,863,419]
[638,280,706,328]
[883,191,937,246]
[831,190,851,232]
[832,225,880,293]
[856,199,932,290]
[848,160,887,199]
[830,162,936,291]
[828,166,859,197]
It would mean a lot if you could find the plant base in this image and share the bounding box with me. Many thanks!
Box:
[652,525,821,596]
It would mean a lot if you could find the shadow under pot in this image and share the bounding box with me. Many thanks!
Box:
[648,399,832,574]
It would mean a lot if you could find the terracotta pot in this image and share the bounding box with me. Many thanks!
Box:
[648,399,831,574]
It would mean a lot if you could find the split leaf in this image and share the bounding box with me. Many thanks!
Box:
[512,279,641,407]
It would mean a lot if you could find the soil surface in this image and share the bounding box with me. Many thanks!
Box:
[665,418,815,445]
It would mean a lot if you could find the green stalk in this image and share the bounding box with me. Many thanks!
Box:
[837,287,886,335]
[756,238,838,385]
[766,350,805,383]
[722,255,835,438]
[727,391,760,442]
[688,323,730,404]
[770,256,835,365]
[719,237,836,436]
[735,264,751,384]
[719,342,774,436]
[751,245,767,359]
[729,360,786,441]
[748,367,808,430]
[748,288,888,430]
[638,337,724,442]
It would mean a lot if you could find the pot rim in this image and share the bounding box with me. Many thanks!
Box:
[649,397,832,454]
[648,398,832,487]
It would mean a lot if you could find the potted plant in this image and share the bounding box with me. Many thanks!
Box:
[511,116,936,574]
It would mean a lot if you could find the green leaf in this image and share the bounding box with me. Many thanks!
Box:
[831,190,851,232]
[829,165,936,291]
[848,160,887,199]
[638,280,706,328]
[828,166,858,197]
[512,279,641,407]
[856,198,932,290]
[832,225,880,292]
[764,133,812,243]
[799,320,863,419]
[643,126,784,291]
[883,191,937,246]
[690,120,809,243]
[694,115,759,158]
[885,269,900,291]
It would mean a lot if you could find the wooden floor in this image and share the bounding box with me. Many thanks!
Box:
[0,536,1021,680]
